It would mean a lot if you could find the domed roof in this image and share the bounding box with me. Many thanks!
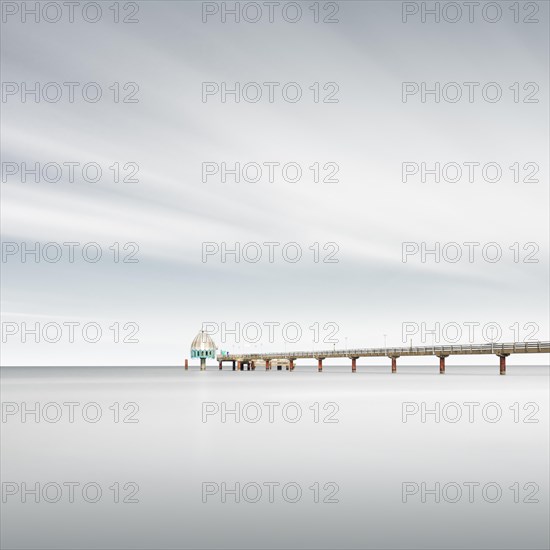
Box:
[191,330,217,352]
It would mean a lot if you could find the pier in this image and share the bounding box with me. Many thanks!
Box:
[215,341,550,375]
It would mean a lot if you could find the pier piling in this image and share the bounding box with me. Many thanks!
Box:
[499,354,509,375]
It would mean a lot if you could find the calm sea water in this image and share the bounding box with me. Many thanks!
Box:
[2,366,549,549]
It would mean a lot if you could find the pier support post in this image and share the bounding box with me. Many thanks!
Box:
[266,360,270,370]
[438,355,448,374]
[185,359,188,370]
[246,362,250,371]
[351,357,357,373]
[498,354,509,375]
[200,357,206,371]
[318,358,323,372]
[251,361,255,371]
[237,361,242,371]
[289,359,294,371]
[390,356,398,373]
[219,361,222,370]
[232,361,236,371]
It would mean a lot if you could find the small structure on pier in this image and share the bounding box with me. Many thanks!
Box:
[271,358,290,370]
[190,330,217,370]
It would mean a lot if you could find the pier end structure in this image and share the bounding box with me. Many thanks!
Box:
[190,330,217,371]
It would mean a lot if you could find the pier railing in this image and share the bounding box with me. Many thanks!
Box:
[217,341,550,361]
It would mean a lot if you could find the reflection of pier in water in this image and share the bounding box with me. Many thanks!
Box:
[208,341,550,375]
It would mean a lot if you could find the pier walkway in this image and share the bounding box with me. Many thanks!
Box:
[211,341,550,374]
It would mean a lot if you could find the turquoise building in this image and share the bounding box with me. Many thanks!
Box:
[191,330,217,370]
